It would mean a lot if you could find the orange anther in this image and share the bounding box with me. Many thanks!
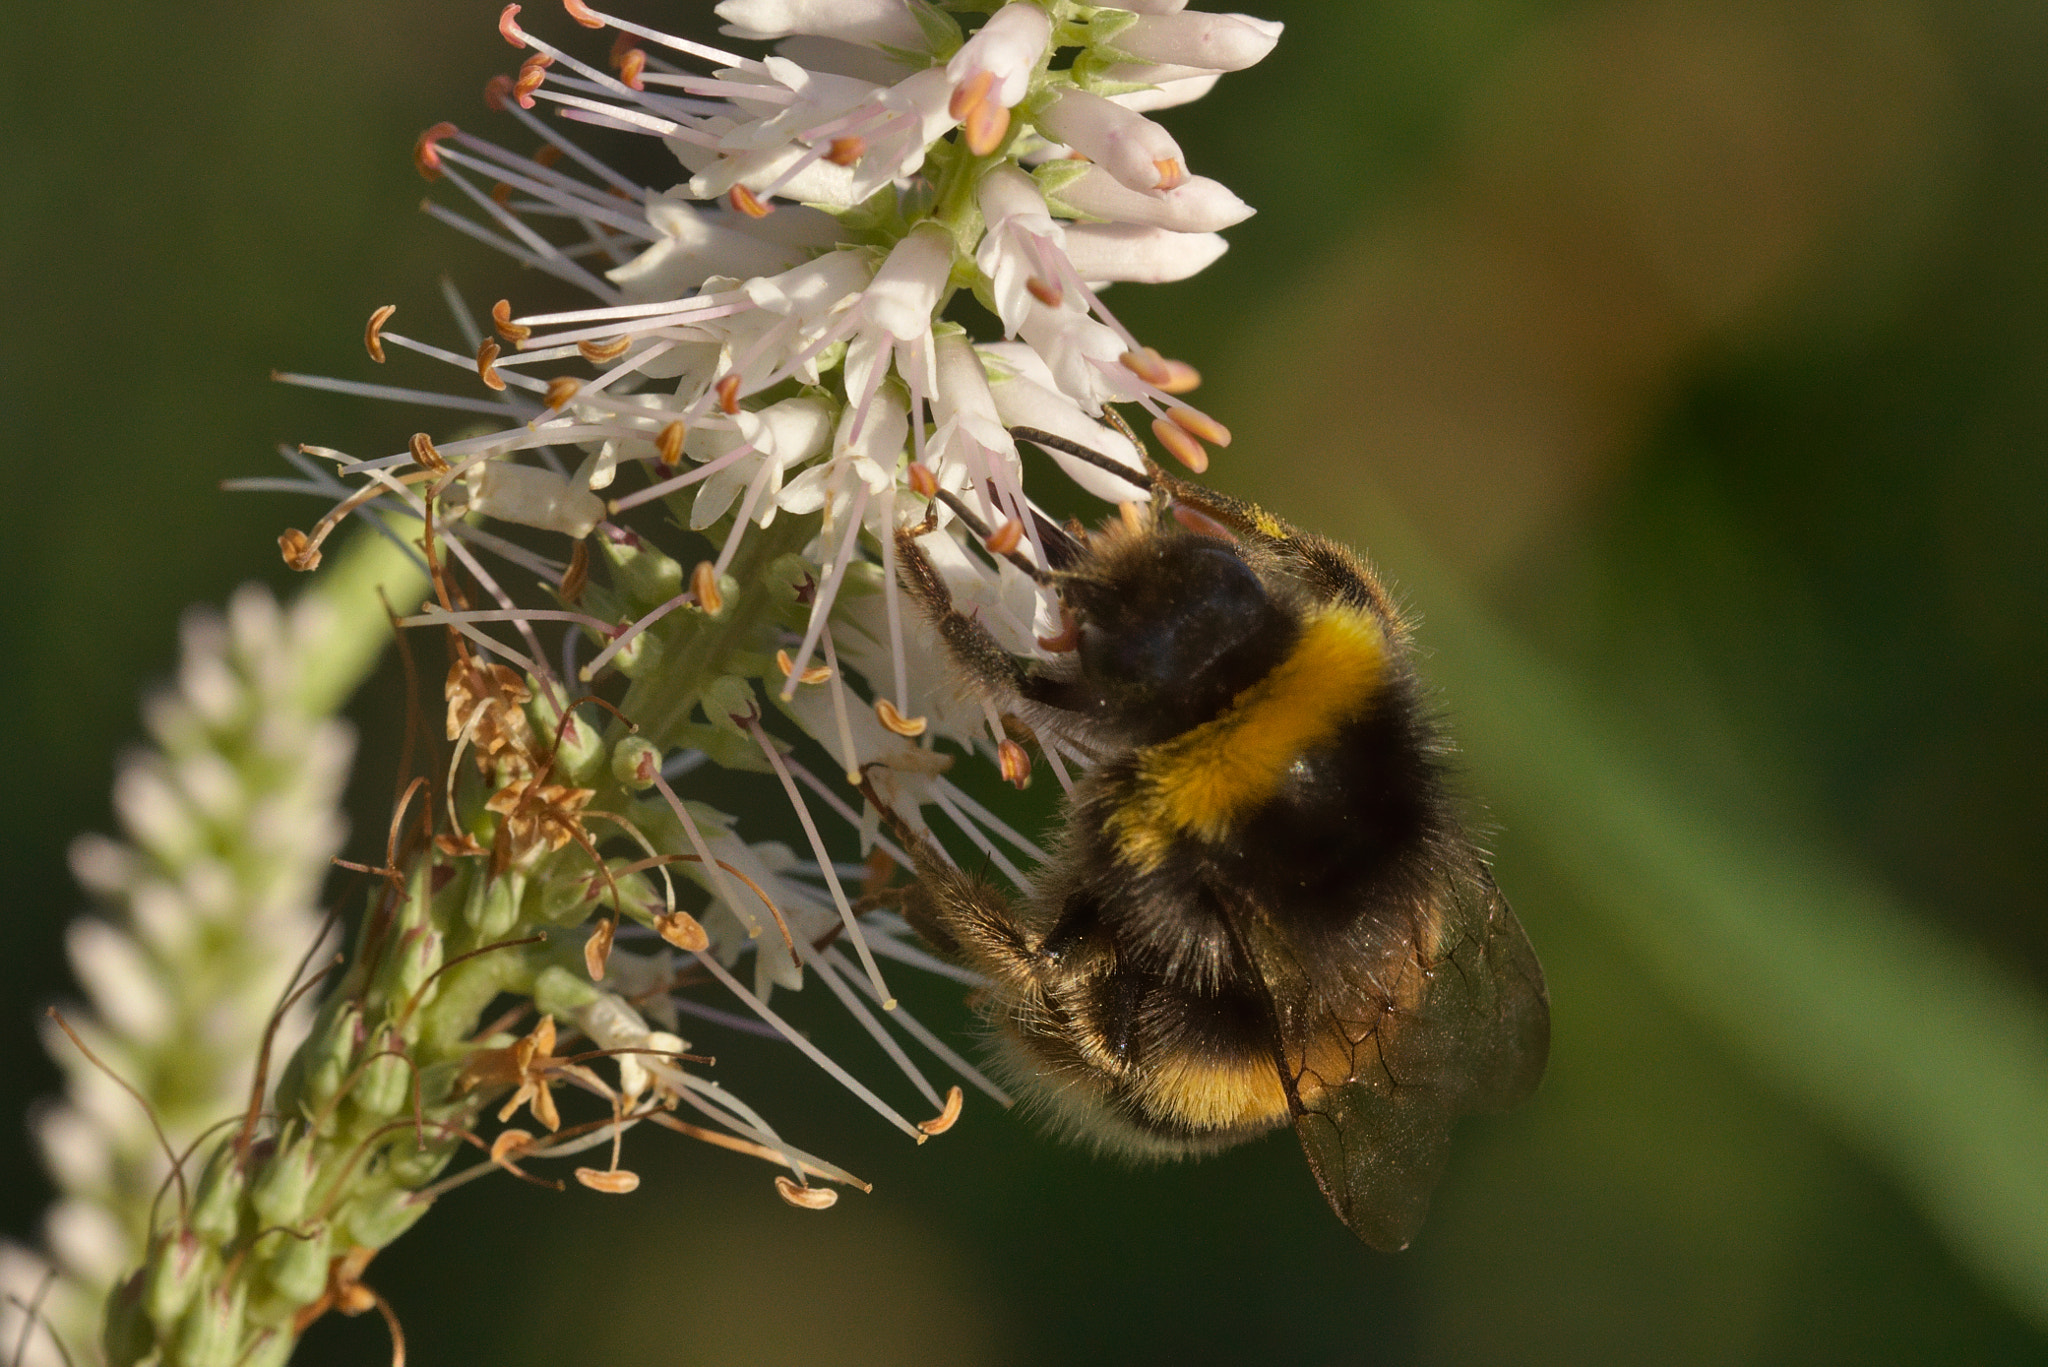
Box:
[484,74,515,113]
[279,528,321,572]
[489,1129,535,1167]
[1153,157,1187,190]
[410,432,449,474]
[583,916,616,979]
[949,69,995,121]
[1150,414,1207,472]
[728,184,772,218]
[574,1167,641,1194]
[775,1176,838,1209]
[560,538,590,603]
[656,420,686,468]
[964,99,1010,158]
[491,180,515,206]
[918,1085,965,1136]
[1025,276,1063,308]
[875,699,928,737]
[656,910,710,953]
[491,298,531,344]
[544,377,580,410]
[477,339,507,391]
[905,462,938,499]
[1036,606,1079,653]
[1155,357,1202,394]
[414,122,458,181]
[691,560,724,615]
[1167,405,1230,447]
[364,304,396,364]
[997,738,1031,789]
[714,373,742,414]
[578,335,632,364]
[985,518,1024,556]
[1120,347,1172,387]
[498,5,527,46]
[826,136,865,166]
[533,143,564,170]
[617,47,646,89]
[776,649,833,686]
[609,32,639,66]
[563,0,604,28]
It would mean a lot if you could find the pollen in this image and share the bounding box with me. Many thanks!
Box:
[656,910,710,953]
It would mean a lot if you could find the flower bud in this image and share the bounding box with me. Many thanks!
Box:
[346,1186,430,1248]
[250,1130,321,1229]
[351,1030,412,1120]
[1115,13,1282,72]
[188,1149,249,1244]
[612,734,662,790]
[598,530,684,612]
[1035,88,1187,193]
[259,1224,332,1307]
[144,1229,211,1327]
[173,1284,247,1367]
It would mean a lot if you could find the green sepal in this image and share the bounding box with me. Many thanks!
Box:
[534,962,603,1018]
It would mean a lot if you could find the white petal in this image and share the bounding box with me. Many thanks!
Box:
[465,462,605,538]
[947,3,1053,108]
[1116,13,1282,72]
[1061,223,1228,283]
[1053,165,1254,231]
[1034,88,1187,193]
[1104,70,1223,112]
[862,223,951,341]
[715,0,923,49]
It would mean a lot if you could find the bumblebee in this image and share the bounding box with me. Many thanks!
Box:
[868,432,1550,1251]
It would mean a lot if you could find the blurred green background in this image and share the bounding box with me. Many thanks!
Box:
[6,1,2048,1363]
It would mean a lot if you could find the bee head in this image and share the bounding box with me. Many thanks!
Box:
[1065,530,1294,741]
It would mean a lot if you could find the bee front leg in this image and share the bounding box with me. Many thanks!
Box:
[893,527,1039,701]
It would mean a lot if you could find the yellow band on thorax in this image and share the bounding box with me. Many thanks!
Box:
[1108,604,1386,872]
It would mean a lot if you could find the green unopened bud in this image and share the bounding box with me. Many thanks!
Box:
[533,686,604,783]
[102,1268,156,1367]
[611,624,663,677]
[380,925,444,1012]
[239,1326,297,1367]
[189,1149,248,1244]
[300,1004,364,1118]
[534,962,602,1018]
[612,734,661,790]
[347,1185,431,1248]
[258,1224,333,1308]
[599,529,684,609]
[351,1030,413,1119]
[465,870,523,939]
[700,675,758,738]
[173,1284,247,1367]
[250,1130,320,1229]
[382,1132,452,1187]
[144,1229,212,1328]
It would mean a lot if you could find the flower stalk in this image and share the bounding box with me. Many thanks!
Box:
[42,2,1285,1362]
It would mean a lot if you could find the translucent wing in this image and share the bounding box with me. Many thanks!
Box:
[1236,852,1549,1250]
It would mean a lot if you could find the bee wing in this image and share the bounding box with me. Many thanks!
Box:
[1244,857,1549,1250]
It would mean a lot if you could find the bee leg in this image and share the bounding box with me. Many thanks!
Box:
[894,526,1036,699]
[858,772,1043,987]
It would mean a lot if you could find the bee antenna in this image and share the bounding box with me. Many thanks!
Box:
[1008,426,1157,493]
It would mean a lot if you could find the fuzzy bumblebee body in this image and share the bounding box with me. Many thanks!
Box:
[877,464,1550,1251]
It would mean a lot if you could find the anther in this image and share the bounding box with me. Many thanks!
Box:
[775,1176,838,1210]
[490,1130,535,1168]
[563,0,604,28]
[365,304,396,364]
[574,1167,642,1194]
[827,136,865,166]
[729,184,773,218]
[609,31,639,66]
[543,377,582,410]
[513,60,548,107]
[498,4,528,47]
[906,461,938,499]
[533,144,564,170]
[476,339,507,391]
[776,649,833,686]
[410,432,449,474]
[578,335,632,364]
[1171,503,1236,542]
[1036,606,1079,653]
[484,74,515,113]
[491,181,515,207]
[1167,405,1231,448]
[491,299,531,345]
[985,518,1024,556]
[1150,415,1208,473]
[1119,501,1147,535]
[714,373,742,414]
[656,910,710,953]
[965,100,1010,158]
[691,560,724,615]
[656,421,686,469]
[918,1085,965,1136]
[617,47,646,89]
[1025,276,1064,308]
[1120,347,1172,387]
[997,738,1032,789]
[415,123,458,180]
[279,528,321,572]
[1156,358,1202,394]
[561,539,590,603]
[583,916,616,980]
[875,699,928,738]
[948,69,995,122]
[1153,157,1187,190]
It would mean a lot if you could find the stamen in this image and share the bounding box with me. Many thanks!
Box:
[690,560,723,616]
[775,649,832,686]
[415,122,459,180]
[819,629,863,784]
[583,916,615,979]
[714,373,742,414]
[477,339,508,391]
[824,946,1014,1105]
[655,420,685,468]
[1025,275,1063,308]
[984,518,1024,556]
[542,376,582,410]
[807,952,943,1111]
[997,738,1031,789]
[918,1086,965,1136]
[576,335,632,364]
[744,718,896,1010]
[827,136,865,166]
[1167,405,1231,448]
[728,184,773,218]
[645,765,757,938]
[875,699,927,738]
[1150,414,1208,472]
[365,304,397,363]
[776,1175,838,1209]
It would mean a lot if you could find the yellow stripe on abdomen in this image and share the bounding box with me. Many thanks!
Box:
[1108,604,1386,873]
